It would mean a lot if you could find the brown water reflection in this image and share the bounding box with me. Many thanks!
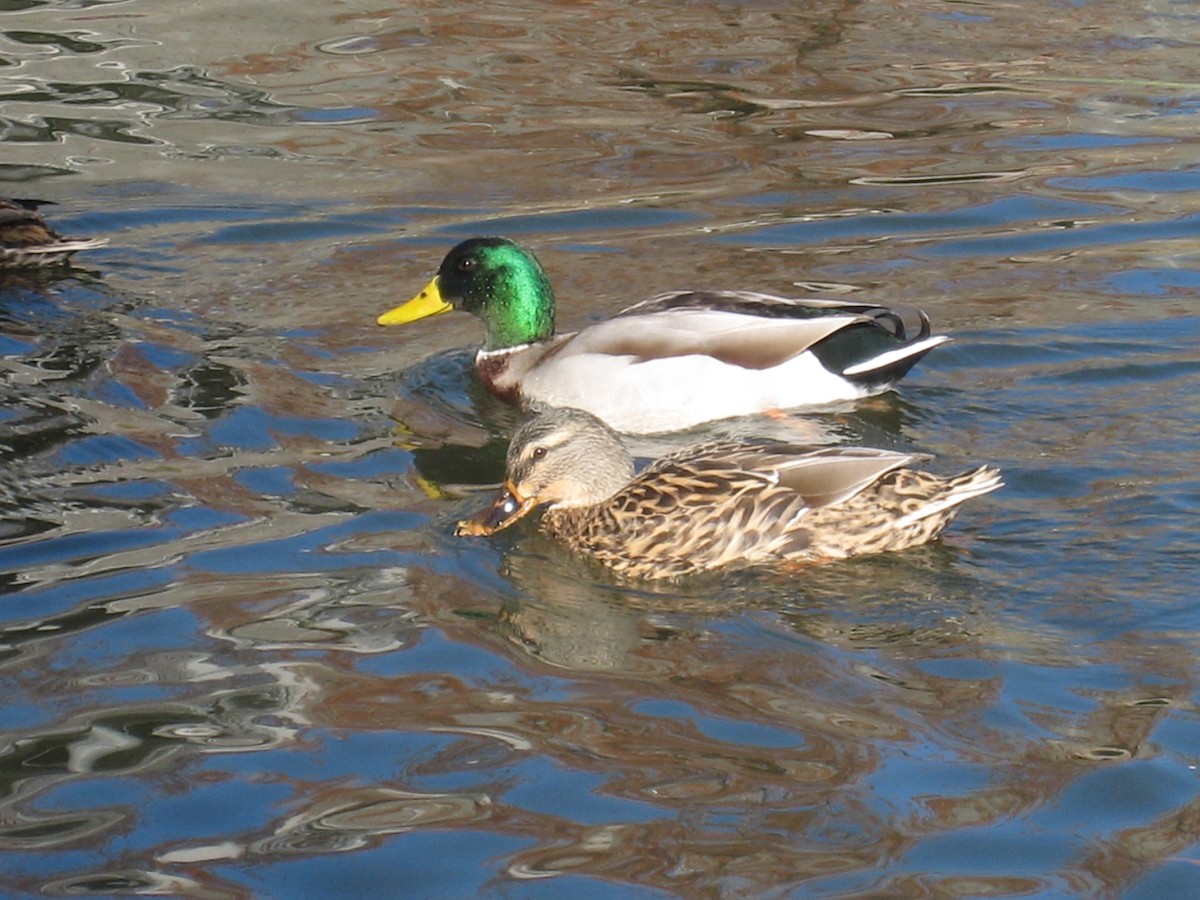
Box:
[5,0,1200,896]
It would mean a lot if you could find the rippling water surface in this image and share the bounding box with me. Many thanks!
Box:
[4,0,1200,896]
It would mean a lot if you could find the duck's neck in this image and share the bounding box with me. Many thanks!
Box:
[570,462,635,507]
[555,438,636,509]
[480,271,556,350]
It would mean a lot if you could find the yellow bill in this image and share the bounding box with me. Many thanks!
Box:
[377,276,452,326]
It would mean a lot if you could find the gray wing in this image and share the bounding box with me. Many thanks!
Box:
[644,442,927,509]
[564,302,867,370]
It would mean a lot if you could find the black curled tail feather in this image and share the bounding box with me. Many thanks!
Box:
[810,305,945,390]
[862,304,932,341]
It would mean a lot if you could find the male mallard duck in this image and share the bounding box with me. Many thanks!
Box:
[456,406,1002,581]
[0,198,107,268]
[378,237,949,434]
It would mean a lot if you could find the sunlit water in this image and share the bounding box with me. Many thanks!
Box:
[3,0,1200,897]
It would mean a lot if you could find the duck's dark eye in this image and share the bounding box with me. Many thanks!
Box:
[531,446,548,461]
[457,257,477,273]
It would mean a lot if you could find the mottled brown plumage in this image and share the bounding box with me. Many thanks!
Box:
[456,407,1003,580]
[0,198,107,268]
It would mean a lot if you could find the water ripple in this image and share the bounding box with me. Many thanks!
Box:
[3,0,1200,897]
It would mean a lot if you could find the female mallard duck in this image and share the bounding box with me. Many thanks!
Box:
[456,406,1002,581]
[378,237,948,434]
[0,198,107,268]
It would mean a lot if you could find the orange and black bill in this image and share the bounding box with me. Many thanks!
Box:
[455,482,537,537]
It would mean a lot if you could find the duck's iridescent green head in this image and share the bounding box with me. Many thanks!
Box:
[378,237,556,350]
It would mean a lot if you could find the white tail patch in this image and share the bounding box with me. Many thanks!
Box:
[25,238,109,255]
[893,467,1003,528]
[841,334,952,377]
